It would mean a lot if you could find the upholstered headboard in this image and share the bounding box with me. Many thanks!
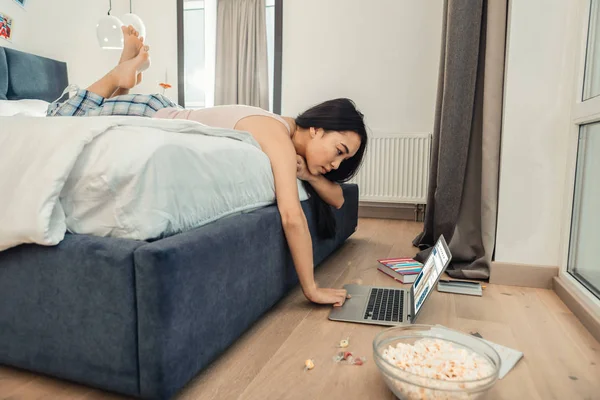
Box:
[0,47,68,102]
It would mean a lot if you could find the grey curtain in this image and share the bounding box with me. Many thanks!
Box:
[413,0,507,279]
[215,0,269,109]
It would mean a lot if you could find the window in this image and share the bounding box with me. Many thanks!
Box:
[568,123,600,298]
[583,0,600,100]
[183,1,206,108]
[180,0,278,111]
[566,0,600,301]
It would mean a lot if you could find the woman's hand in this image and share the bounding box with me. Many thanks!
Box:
[304,285,351,307]
[296,155,315,182]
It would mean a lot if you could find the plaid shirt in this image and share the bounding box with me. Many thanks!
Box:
[47,87,179,118]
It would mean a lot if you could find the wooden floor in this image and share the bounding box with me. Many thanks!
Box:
[2,219,600,400]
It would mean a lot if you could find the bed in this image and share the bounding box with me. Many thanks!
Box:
[0,47,359,399]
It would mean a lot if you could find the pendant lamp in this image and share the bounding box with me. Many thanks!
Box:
[96,0,124,49]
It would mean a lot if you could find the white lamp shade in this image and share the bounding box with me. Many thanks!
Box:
[96,15,124,49]
[121,13,147,40]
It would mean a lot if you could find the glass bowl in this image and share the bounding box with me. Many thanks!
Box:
[373,325,501,400]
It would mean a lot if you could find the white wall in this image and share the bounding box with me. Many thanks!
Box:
[0,0,178,99]
[281,0,443,134]
[495,0,580,266]
[2,0,441,131]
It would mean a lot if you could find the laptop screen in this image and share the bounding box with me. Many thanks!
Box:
[411,236,451,315]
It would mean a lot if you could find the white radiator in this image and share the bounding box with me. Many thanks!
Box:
[349,133,431,204]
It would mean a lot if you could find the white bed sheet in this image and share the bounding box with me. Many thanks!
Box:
[0,115,308,251]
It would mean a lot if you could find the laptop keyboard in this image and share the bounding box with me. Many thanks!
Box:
[364,288,404,322]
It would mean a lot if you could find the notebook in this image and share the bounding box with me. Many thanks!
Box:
[377,257,423,284]
[437,279,483,296]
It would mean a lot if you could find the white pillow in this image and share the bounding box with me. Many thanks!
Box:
[0,99,50,117]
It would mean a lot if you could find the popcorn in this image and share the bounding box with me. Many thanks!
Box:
[304,359,315,371]
[380,338,495,400]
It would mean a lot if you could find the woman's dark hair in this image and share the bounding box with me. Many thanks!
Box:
[295,98,368,239]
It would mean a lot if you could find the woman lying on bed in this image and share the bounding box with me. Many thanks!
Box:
[48,26,368,307]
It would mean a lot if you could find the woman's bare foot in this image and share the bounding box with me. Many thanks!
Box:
[118,25,145,85]
[119,25,144,64]
[110,46,150,89]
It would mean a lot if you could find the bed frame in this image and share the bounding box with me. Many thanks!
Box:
[0,47,359,399]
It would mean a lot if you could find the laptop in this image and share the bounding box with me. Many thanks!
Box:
[329,235,452,326]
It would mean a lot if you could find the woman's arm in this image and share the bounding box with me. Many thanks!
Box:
[296,155,344,209]
[252,121,349,306]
